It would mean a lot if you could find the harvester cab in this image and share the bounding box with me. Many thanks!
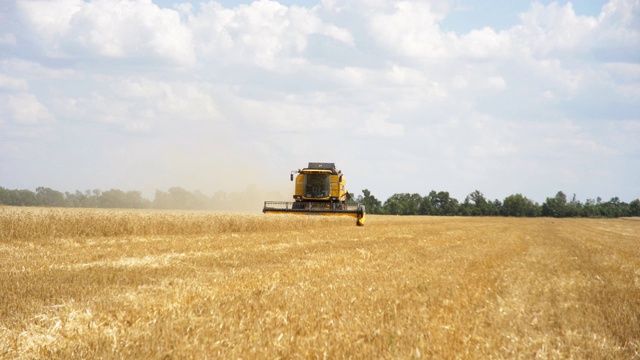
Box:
[263,162,366,226]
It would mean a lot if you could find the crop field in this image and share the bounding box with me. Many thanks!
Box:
[1,207,639,359]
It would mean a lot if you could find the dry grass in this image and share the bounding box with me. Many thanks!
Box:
[1,207,639,359]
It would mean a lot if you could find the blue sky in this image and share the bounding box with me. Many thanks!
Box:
[1,0,638,208]
[441,1,606,31]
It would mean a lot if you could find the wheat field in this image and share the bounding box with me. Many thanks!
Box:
[1,207,639,359]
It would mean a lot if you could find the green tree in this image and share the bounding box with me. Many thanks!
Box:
[582,198,600,217]
[35,187,66,207]
[153,187,204,210]
[123,190,149,208]
[358,189,382,214]
[0,186,8,205]
[382,193,422,215]
[542,191,568,217]
[85,189,101,208]
[192,190,211,210]
[98,189,127,208]
[599,197,624,218]
[418,195,434,215]
[64,190,87,207]
[565,193,583,217]
[64,191,78,207]
[630,199,640,217]
[490,199,503,216]
[502,194,538,217]
[427,191,459,216]
[169,187,193,209]
[0,187,37,206]
[461,190,497,216]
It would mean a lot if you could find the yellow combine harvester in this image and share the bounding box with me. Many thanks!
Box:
[263,162,366,226]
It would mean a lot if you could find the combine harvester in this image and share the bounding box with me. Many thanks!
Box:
[263,162,366,226]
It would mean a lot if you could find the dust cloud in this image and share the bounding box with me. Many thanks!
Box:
[137,151,293,212]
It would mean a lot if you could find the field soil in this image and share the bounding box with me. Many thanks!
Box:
[1,207,639,359]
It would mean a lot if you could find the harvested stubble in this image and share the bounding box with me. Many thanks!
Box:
[1,207,639,359]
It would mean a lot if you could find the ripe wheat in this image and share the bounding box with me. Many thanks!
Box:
[1,207,639,358]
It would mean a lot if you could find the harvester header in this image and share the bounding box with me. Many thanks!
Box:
[263,162,366,226]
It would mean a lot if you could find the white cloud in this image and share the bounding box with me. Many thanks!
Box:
[0,92,54,125]
[16,0,83,51]
[0,58,75,79]
[369,1,454,61]
[604,62,640,80]
[50,77,221,133]
[18,0,195,65]
[0,33,17,46]
[456,27,511,60]
[186,0,352,69]
[598,0,640,43]
[516,2,599,54]
[359,115,404,137]
[0,74,28,91]
[512,0,640,62]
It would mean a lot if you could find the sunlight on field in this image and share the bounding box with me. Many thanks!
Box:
[1,207,639,358]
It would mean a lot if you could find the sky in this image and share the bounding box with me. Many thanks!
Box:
[1,0,639,207]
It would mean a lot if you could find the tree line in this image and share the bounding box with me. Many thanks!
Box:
[0,186,255,211]
[1,186,639,218]
[355,189,640,218]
